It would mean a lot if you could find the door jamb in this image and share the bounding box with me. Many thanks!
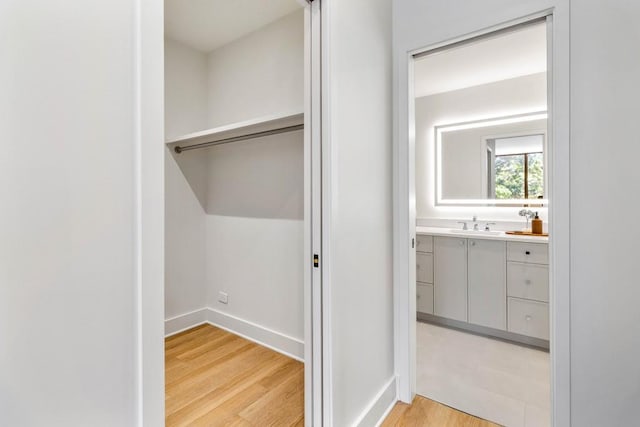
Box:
[392,9,571,426]
[136,0,326,425]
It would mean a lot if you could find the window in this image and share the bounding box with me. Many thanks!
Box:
[490,134,544,200]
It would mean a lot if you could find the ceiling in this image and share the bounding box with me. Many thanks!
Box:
[165,0,302,53]
[414,22,547,98]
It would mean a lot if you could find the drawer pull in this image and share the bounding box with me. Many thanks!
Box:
[525,315,532,321]
[525,279,532,285]
[525,251,531,255]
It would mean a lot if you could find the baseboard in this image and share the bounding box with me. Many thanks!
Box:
[206,308,304,361]
[352,376,398,427]
[164,307,304,361]
[417,312,550,350]
[164,308,208,337]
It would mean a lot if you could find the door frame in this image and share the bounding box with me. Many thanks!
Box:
[135,0,325,425]
[392,9,571,426]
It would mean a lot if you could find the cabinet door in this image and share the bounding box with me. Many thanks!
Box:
[416,282,434,314]
[416,235,433,253]
[507,242,548,264]
[508,297,549,340]
[507,262,549,302]
[434,237,467,322]
[468,239,506,330]
[416,252,433,283]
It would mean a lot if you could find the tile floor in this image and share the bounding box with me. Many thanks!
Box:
[416,321,550,427]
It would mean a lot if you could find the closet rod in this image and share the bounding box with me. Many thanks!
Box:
[174,124,304,153]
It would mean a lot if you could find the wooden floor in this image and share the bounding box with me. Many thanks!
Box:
[166,324,498,427]
[165,324,304,426]
[382,396,501,427]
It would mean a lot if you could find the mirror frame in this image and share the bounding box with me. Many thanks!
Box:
[435,111,548,206]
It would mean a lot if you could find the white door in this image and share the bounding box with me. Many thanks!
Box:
[303,1,323,426]
[468,239,506,330]
[434,237,468,322]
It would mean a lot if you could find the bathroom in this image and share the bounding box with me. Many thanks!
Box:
[408,20,552,427]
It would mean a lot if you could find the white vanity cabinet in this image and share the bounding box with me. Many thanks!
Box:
[416,235,434,314]
[468,239,506,330]
[432,237,506,328]
[418,229,549,345]
[506,242,550,340]
[433,237,468,322]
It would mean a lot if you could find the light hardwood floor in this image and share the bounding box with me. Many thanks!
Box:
[166,324,498,426]
[382,396,500,427]
[165,324,304,426]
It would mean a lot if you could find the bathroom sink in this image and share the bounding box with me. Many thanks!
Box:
[449,229,502,236]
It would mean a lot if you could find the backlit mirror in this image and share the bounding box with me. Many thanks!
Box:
[413,19,548,207]
[436,112,547,205]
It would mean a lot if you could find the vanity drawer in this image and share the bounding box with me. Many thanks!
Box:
[508,297,549,340]
[507,242,548,265]
[416,235,433,253]
[507,262,549,302]
[417,282,434,314]
[417,253,433,283]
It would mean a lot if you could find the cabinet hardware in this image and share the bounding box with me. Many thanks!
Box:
[525,251,531,255]
[412,238,415,249]
[313,254,319,268]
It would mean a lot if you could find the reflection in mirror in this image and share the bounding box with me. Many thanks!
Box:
[413,19,548,207]
[491,134,544,199]
[436,113,547,205]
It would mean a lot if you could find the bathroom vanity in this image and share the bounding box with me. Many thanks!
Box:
[416,226,549,348]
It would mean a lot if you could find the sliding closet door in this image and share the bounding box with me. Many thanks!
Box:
[303,2,324,426]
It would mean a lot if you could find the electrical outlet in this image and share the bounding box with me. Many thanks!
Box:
[218,291,228,304]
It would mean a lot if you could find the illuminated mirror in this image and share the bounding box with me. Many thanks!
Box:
[436,112,547,205]
[413,20,548,207]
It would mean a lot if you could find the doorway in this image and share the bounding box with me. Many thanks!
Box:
[396,12,568,427]
[159,0,323,425]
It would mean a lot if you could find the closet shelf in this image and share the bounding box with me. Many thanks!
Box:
[166,112,304,153]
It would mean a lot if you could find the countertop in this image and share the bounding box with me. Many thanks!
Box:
[416,226,549,244]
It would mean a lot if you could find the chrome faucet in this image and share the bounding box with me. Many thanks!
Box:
[484,222,496,231]
[457,221,468,231]
[472,215,479,231]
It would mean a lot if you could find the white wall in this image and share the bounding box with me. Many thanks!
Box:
[325,0,396,425]
[204,131,304,220]
[164,149,207,321]
[206,215,304,340]
[203,131,304,343]
[164,38,208,140]
[164,38,209,324]
[207,10,304,128]
[0,0,146,425]
[415,73,548,225]
[163,11,305,348]
[570,1,640,425]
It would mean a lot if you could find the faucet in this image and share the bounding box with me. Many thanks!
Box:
[484,222,496,231]
[472,215,479,231]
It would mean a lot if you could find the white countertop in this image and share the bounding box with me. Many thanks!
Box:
[416,226,549,243]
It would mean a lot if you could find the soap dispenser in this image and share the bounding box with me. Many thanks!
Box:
[531,212,543,234]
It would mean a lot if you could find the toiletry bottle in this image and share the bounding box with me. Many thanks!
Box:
[531,212,543,234]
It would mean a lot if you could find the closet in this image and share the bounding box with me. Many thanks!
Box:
[163,1,309,424]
